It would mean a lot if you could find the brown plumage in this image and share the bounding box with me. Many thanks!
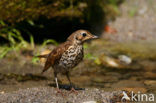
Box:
[41,41,72,74]
[38,30,98,91]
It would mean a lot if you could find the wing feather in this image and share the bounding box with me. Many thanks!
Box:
[41,41,71,73]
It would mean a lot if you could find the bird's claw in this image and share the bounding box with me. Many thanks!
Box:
[56,88,64,97]
[69,87,78,95]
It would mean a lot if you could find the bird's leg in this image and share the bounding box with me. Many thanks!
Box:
[55,77,59,89]
[66,72,78,94]
[54,72,64,96]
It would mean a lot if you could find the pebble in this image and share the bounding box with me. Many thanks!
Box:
[0,87,124,103]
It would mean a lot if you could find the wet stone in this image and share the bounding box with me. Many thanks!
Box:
[105,72,122,79]
[92,76,119,83]
[144,80,156,86]
[144,72,156,79]
[111,80,145,88]
[144,80,156,91]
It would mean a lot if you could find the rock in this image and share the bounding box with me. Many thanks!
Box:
[111,80,145,88]
[144,80,156,86]
[144,72,156,79]
[0,87,124,103]
[83,101,97,103]
[144,80,156,91]
[99,55,125,68]
[115,87,147,93]
[105,72,122,80]
[103,56,120,67]
[0,91,5,94]
[139,60,156,72]
[118,55,132,64]
[92,76,119,83]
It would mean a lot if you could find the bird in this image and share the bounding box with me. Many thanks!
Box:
[38,30,98,93]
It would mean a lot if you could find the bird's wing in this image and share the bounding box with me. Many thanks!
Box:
[41,41,71,74]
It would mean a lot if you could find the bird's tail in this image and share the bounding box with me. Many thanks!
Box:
[35,54,51,74]
[41,61,51,74]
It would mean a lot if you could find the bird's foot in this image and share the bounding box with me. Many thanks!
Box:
[56,88,64,96]
[68,87,78,95]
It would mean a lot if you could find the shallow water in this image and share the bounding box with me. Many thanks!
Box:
[0,40,156,95]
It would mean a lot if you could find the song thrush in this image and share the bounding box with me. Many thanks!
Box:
[38,30,98,92]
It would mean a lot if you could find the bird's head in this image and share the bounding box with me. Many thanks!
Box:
[67,30,98,44]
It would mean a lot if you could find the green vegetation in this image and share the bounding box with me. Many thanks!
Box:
[0,21,33,58]
[0,0,123,59]
[0,0,122,23]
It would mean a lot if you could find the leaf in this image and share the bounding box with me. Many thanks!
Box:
[0,47,11,58]
[30,35,35,49]
[27,20,35,26]
[0,20,6,26]
[31,56,39,64]
[42,39,58,47]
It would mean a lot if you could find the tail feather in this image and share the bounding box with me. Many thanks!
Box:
[36,54,51,74]
[41,60,51,74]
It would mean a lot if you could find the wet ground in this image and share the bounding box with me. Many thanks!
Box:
[0,40,156,96]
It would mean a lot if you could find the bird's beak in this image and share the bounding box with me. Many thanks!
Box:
[92,35,99,39]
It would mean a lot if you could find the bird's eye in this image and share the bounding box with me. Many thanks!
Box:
[82,33,87,37]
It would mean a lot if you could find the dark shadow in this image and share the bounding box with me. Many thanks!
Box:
[48,83,85,91]
[16,16,91,43]
[14,1,108,43]
[0,0,125,44]
[1,73,48,82]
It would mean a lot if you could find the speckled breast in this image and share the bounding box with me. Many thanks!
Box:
[58,44,83,71]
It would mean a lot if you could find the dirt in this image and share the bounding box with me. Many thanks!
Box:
[0,87,125,103]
